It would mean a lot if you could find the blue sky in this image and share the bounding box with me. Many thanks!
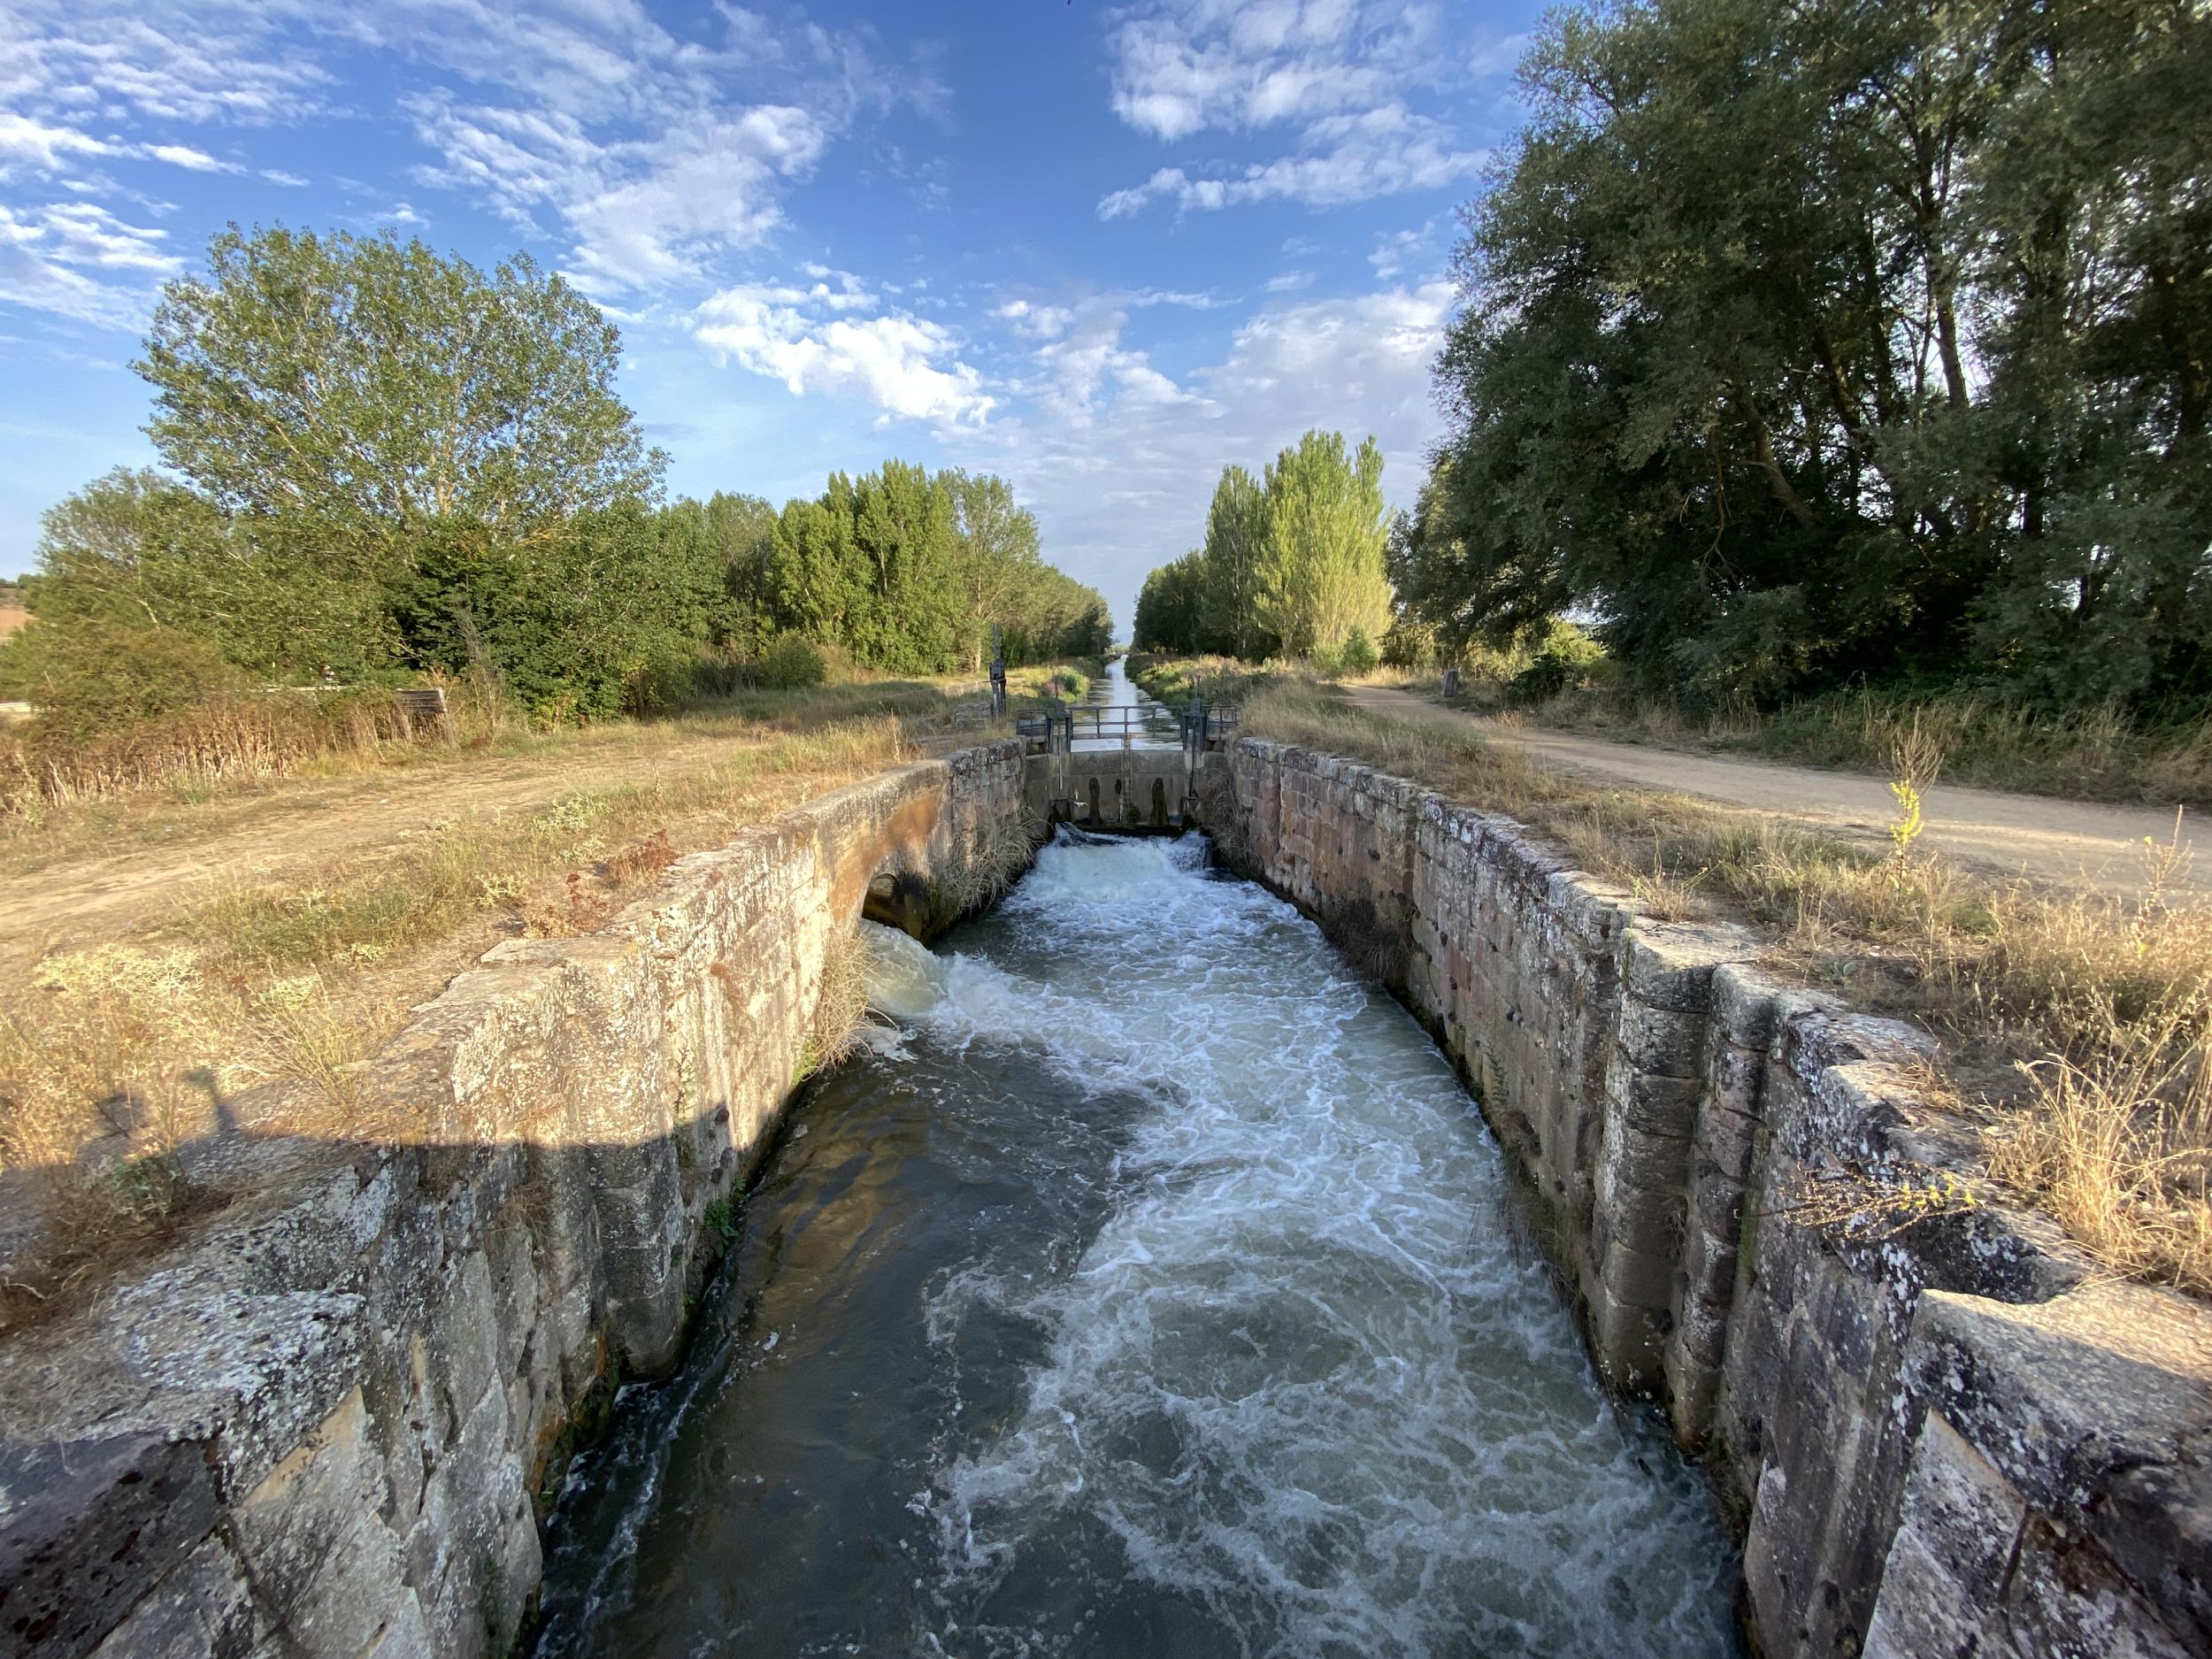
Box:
[0,0,1541,626]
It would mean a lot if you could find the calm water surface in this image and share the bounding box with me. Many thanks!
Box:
[531,833,1741,1659]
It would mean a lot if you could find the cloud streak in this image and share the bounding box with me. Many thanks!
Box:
[1098,0,1491,217]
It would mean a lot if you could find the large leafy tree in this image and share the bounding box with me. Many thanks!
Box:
[1133,430,1394,660]
[946,469,1045,671]
[766,463,1109,673]
[1133,551,1212,653]
[138,226,664,566]
[1404,0,2210,710]
[14,467,389,681]
[704,490,778,654]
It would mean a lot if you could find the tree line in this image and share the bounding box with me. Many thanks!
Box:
[1,227,1108,739]
[1132,429,1394,664]
[1392,0,2208,715]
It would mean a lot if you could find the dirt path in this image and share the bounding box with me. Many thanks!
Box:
[1345,687,2205,897]
[0,729,777,966]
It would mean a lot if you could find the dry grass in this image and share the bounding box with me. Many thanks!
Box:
[1516,680,2212,809]
[1,690,426,821]
[0,665,1042,842]
[1240,680,2212,1293]
[799,925,871,1082]
[0,701,966,1329]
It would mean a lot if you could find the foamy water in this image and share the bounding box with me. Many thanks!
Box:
[530,831,1740,1659]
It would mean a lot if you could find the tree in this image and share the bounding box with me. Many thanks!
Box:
[764,463,962,674]
[384,502,721,719]
[945,469,1045,671]
[1256,430,1394,657]
[20,468,388,680]
[765,463,1107,673]
[1403,0,2210,712]
[704,490,777,654]
[1199,465,1274,658]
[1133,551,1211,653]
[138,226,664,569]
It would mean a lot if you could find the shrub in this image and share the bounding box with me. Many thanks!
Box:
[1380,618,1435,668]
[756,634,829,690]
[1341,626,1379,675]
[1507,622,1607,705]
[0,617,247,743]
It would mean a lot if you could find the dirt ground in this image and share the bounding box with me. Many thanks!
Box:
[0,727,800,971]
[6,684,2200,976]
[1345,686,2206,897]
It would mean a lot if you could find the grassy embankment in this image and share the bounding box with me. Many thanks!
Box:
[0,667,1085,1326]
[1142,660,2209,1295]
[1440,667,2212,810]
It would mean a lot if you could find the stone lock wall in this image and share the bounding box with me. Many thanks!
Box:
[1201,739,2210,1659]
[0,743,1029,1659]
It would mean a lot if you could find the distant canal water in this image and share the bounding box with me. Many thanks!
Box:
[1073,653,1179,750]
[530,832,1742,1659]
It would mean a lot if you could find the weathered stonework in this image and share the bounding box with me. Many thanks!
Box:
[1202,738,2211,1659]
[0,743,1029,1659]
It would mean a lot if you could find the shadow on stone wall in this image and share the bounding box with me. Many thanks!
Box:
[0,742,1037,1659]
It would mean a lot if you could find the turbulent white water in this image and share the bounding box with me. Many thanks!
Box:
[866,833,1740,1659]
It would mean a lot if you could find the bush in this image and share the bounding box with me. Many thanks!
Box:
[1380,619,1435,669]
[755,634,829,690]
[0,617,248,742]
[1340,626,1379,675]
[1507,623,1607,705]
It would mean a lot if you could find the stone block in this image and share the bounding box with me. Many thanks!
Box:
[1621,919,1759,1013]
[86,1538,257,1659]
[1863,1411,2028,1659]
[0,1433,221,1659]
[1905,1283,2212,1648]
[230,1389,406,1659]
[1615,995,1706,1077]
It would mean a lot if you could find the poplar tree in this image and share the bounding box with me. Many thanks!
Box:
[1256,431,1394,657]
[1199,465,1273,659]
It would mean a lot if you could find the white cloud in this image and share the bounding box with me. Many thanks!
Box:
[1263,270,1312,293]
[1100,1,1498,216]
[1100,105,1483,219]
[1,1,941,297]
[951,280,1457,624]
[144,143,237,173]
[1025,303,1202,429]
[0,200,180,329]
[1107,0,1440,140]
[1369,220,1441,280]
[386,8,936,290]
[695,278,994,428]
[994,298,1074,340]
[0,114,115,173]
[0,2,334,127]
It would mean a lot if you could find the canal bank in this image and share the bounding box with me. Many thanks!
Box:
[3,727,2204,1659]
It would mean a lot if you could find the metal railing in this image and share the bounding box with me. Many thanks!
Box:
[1014,702,1239,749]
[1014,706,1167,742]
